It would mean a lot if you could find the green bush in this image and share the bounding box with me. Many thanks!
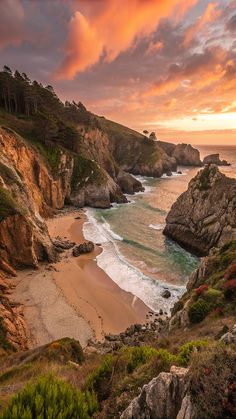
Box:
[188,299,210,324]
[0,374,98,419]
[71,156,106,191]
[0,187,19,222]
[85,354,113,400]
[125,346,159,373]
[202,288,224,307]
[0,317,12,351]
[177,340,209,367]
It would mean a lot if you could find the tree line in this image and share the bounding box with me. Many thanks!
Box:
[0,65,100,151]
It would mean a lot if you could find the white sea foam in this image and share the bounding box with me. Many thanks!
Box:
[83,209,185,313]
[149,223,165,231]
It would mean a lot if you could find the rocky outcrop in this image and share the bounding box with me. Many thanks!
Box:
[121,366,194,419]
[172,144,202,167]
[0,273,28,351]
[72,241,94,257]
[169,240,236,331]
[163,165,236,256]
[203,153,230,166]
[158,141,202,167]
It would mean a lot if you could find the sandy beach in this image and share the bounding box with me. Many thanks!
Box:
[11,210,148,348]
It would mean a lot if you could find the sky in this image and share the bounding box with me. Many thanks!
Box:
[0,0,236,144]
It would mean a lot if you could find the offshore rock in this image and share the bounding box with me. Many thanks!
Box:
[163,165,236,256]
[203,153,230,166]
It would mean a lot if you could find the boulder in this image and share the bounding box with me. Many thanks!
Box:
[53,236,75,250]
[72,241,95,257]
[161,289,171,298]
[220,324,236,344]
[121,366,191,419]
[203,153,230,166]
[163,165,236,256]
[117,171,144,194]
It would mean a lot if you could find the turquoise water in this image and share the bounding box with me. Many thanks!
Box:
[83,145,236,312]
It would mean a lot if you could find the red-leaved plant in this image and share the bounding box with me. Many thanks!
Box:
[224,263,236,280]
[195,284,208,296]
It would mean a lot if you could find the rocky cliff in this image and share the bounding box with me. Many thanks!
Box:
[0,273,28,352]
[157,141,202,167]
[203,153,230,166]
[163,165,236,256]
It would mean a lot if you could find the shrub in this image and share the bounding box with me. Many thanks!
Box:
[125,346,159,373]
[0,187,18,222]
[0,374,98,419]
[0,317,12,351]
[224,263,236,280]
[203,288,224,307]
[195,284,208,296]
[188,299,210,324]
[223,278,236,299]
[177,340,209,367]
[85,354,113,401]
[189,345,236,418]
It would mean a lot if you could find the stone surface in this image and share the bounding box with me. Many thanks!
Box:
[161,289,171,299]
[164,165,236,256]
[121,366,189,419]
[72,241,95,257]
[203,153,230,166]
[0,273,28,351]
[220,324,236,344]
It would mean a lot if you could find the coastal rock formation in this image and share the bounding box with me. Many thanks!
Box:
[157,141,202,167]
[0,273,28,351]
[169,240,236,331]
[163,165,236,256]
[121,366,193,419]
[203,153,230,166]
[72,241,94,257]
[173,143,202,166]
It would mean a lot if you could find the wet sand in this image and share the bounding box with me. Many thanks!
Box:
[12,210,148,348]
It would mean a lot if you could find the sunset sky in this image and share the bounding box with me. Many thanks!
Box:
[0,0,236,144]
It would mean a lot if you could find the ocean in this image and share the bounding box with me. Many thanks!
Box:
[83,145,236,313]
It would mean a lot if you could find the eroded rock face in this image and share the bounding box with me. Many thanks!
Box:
[0,273,28,351]
[121,366,193,419]
[73,241,94,256]
[172,144,202,167]
[203,153,230,166]
[158,141,202,167]
[163,165,236,256]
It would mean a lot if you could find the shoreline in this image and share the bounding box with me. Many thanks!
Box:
[11,209,149,348]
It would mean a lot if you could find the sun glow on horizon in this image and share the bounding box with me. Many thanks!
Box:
[149,112,236,132]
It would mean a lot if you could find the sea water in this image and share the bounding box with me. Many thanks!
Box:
[83,145,236,313]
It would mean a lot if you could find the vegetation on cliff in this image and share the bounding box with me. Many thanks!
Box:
[0,187,21,222]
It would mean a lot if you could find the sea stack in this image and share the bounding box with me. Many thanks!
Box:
[203,153,230,166]
[163,165,236,256]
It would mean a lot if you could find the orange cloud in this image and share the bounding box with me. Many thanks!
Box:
[183,2,221,47]
[56,0,197,79]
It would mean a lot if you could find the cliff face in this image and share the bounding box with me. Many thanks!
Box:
[163,165,236,256]
[0,273,28,352]
[158,141,202,167]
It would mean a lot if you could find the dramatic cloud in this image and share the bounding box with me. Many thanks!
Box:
[56,0,197,79]
[183,2,221,47]
[0,0,235,144]
[0,0,25,48]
